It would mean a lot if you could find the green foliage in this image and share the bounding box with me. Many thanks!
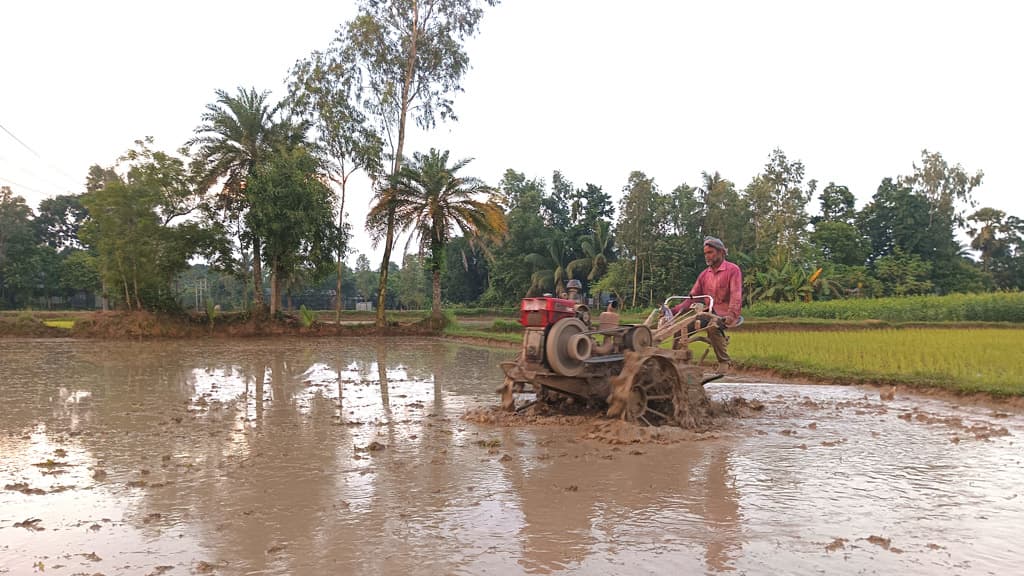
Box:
[190,86,302,309]
[246,145,340,315]
[900,149,983,231]
[968,208,1024,290]
[524,237,572,297]
[442,236,490,304]
[745,250,843,304]
[816,182,856,223]
[34,194,89,250]
[327,0,498,326]
[299,304,316,327]
[369,148,506,318]
[746,292,1024,323]
[397,253,429,310]
[700,171,749,253]
[591,260,634,307]
[873,249,933,296]
[810,221,869,266]
[205,299,219,330]
[59,250,101,294]
[742,149,816,261]
[0,186,38,307]
[567,219,614,282]
[489,318,522,332]
[481,170,550,305]
[616,171,663,307]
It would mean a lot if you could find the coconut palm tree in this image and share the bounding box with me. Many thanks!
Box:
[567,219,614,281]
[189,87,296,309]
[367,148,506,326]
[524,237,572,298]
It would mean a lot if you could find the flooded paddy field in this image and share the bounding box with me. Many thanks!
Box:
[1,338,1022,575]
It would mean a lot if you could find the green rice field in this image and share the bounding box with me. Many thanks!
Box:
[721,328,1024,396]
[745,292,1024,322]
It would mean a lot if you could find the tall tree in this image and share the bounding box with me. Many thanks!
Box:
[35,194,89,251]
[567,219,614,282]
[575,183,614,233]
[289,50,385,322]
[189,87,290,310]
[816,182,856,224]
[968,207,1024,289]
[353,254,378,302]
[900,149,983,230]
[368,148,505,325]
[481,169,548,305]
[397,252,429,309]
[0,186,38,307]
[524,237,572,298]
[616,171,663,307]
[810,182,867,267]
[245,146,341,316]
[543,170,573,230]
[700,171,749,253]
[968,207,1008,273]
[441,235,490,303]
[81,144,224,311]
[810,221,869,266]
[743,149,816,260]
[327,0,499,327]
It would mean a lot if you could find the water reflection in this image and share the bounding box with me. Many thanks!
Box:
[0,339,1022,575]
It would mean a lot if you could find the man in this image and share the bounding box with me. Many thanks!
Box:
[671,236,743,369]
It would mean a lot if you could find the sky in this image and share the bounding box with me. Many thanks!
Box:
[3,0,1022,266]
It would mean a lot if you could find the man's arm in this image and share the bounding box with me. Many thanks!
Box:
[671,273,706,315]
[726,265,743,326]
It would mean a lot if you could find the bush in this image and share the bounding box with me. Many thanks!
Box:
[490,319,523,332]
[299,305,317,328]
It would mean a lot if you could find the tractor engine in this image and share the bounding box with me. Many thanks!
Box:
[518,296,637,377]
[519,297,586,370]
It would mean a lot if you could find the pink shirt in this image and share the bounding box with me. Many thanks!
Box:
[689,259,743,322]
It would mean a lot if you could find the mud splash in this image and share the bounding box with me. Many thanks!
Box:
[464,396,764,444]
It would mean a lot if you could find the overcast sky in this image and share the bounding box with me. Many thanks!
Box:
[2,0,1021,265]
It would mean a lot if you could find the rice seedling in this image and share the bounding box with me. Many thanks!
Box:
[722,329,1024,395]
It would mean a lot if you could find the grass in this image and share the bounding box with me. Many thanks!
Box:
[444,324,522,344]
[720,329,1024,396]
[42,319,75,329]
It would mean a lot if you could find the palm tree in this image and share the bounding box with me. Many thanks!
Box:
[524,237,572,297]
[567,219,614,281]
[367,148,506,326]
[189,87,288,310]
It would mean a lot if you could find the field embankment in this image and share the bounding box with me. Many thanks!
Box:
[4,296,1023,398]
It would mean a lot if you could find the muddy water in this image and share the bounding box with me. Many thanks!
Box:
[1,338,1022,575]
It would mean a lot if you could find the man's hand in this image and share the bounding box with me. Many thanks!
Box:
[724,315,738,328]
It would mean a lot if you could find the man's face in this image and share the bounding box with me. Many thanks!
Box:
[704,245,723,267]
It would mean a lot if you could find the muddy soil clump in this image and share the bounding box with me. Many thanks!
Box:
[465,396,763,444]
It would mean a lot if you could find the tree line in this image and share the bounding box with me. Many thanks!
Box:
[2,0,1023,318]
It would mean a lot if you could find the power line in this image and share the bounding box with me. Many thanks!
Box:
[0,119,82,186]
[0,157,78,195]
[0,175,50,196]
[0,121,41,157]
